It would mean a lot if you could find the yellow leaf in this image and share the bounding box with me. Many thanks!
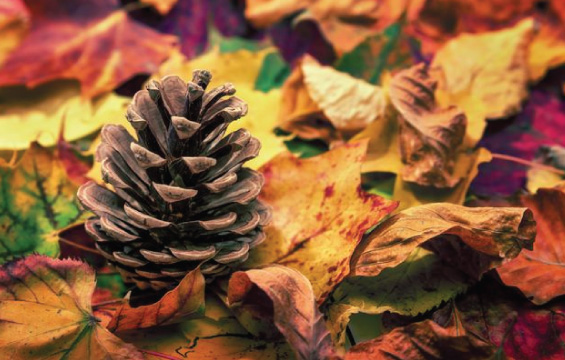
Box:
[0,81,130,150]
[431,18,536,119]
[152,48,286,169]
[0,0,29,66]
[0,255,143,359]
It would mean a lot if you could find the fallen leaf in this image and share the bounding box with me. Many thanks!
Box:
[0,255,143,359]
[497,187,565,304]
[106,268,205,332]
[279,56,387,142]
[526,145,565,193]
[391,63,467,187]
[0,143,84,263]
[327,248,468,346]
[152,48,287,169]
[58,222,107,268]
[228,265,335,360]
[436,276,565,360]
[0,0,29,65]
[430,18,536,119]
[351,203,535,278]
[121,293,293,359]
[0,81,130,150]
[247,141,397,302]
[0,0,177,97]
[140,0,178,15]
[345,305,496,360]
[471,89,565,196]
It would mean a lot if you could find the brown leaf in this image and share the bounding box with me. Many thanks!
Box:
[0,255,143,359]
[247,141,397,302]
[0,0,176,97]
[106,268,205,332]
[228,265,336,360]
[345,306,496,360]
[390,63,467,188]
[351,203,536,278]
[497,187,565,304]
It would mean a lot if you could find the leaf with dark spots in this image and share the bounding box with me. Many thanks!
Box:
[247,140,397,302]
[0,255,143,359]
[228,265,336,360]
[0,143,83,264]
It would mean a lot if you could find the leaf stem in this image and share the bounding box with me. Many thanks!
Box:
[139,349,183,360]
[91,298,124,309]
[491,153,565,176]
[346,325,356,346]
[58,237,102,256]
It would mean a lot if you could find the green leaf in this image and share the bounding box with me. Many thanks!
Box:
[0,143,82,263]
[283,136,328,158]
[254,51,291,92]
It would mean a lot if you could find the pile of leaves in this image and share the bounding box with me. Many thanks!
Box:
[1,0,565,359]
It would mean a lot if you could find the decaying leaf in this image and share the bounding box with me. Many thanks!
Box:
[0,81,129,150]
[280,56,387,143]
[351,203,535,278]
[391,63,467,187]
[0,0,177,97]
[152,48,286,169]
[0,255,143,359]
[430,18,536,119]
[247,141,397,301]
[106,268,205,332]
[345,306,496,360]
[0,143,83,262]
[327,248,468,346]
[497,187,565,304]
[121,293,293,359]
[0,0,29,66]
[228,265,335,360]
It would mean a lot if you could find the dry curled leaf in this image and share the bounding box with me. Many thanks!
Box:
[0,255,143,359]
[430,18,536,119]
[106,268,205,332]
[497,187,565,305]
[345,306,496,360]
[0,0,177,97]
[228,265,335,360]
[247,141,397,302]
[351,203,536,278]
[390,63,467,188]
[280,56,387,143]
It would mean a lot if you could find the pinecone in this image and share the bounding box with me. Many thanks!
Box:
[77,71,271,291]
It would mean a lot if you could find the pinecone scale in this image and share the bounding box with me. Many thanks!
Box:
[78,70,270,291]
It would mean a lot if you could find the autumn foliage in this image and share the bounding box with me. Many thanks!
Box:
[1,0,565,359]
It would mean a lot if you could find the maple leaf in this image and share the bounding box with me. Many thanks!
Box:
[0,143,84,263]
[0,255,144,359]
[0,0,177,97]
[120,293,293,359]
[247,140,397,302]
[228,265,336,360]
[0,81,129,150]
[497,186,565,304]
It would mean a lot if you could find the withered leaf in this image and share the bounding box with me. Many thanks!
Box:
[0,255,143,359]
[0,0,177,97]
[247,141,397,302]
[497,187,565,304]
[106,268,205,332]
[228,265,335,360]
[351,203,535,278]
[345,306,496,360]
[390,63,467,188]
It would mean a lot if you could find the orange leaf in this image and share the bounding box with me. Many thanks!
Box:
[0,0,177,97]
[498,187,565,304]
[0,255,143,359]
[0,0,29,65]
[228,265,336,360]
[106,268,205,332]
[247,141,397,302]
